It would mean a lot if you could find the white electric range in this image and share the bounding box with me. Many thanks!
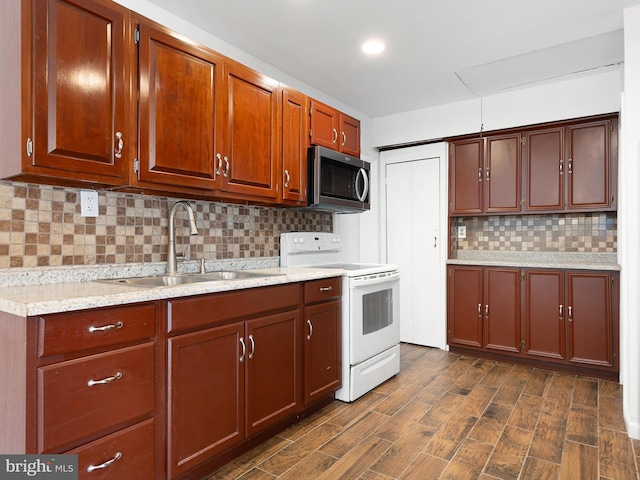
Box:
[280,232,400,402]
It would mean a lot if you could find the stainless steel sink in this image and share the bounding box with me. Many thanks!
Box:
[98,271,285,287]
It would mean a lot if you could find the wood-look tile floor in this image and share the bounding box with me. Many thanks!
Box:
[208,343,640,480]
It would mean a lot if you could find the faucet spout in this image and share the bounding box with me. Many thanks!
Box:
[167,201,198,274]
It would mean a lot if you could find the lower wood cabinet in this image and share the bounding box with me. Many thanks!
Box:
[447,265,619,377]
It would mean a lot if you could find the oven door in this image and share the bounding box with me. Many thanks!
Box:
[348,271,400,365]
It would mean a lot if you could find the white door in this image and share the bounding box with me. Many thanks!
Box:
[383,144,446,348]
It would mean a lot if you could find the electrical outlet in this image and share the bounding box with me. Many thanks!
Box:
[80,190,99,217]
[457,225,466,239]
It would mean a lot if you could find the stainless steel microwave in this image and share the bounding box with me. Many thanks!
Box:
[307,146,370,213]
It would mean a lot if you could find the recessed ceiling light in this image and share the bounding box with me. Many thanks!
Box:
[362,39,385,55]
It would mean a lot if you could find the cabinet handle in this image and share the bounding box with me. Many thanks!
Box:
[568,158,573,174]
[88,321,123,333]
[568,306,573,322]
[485,167,490,181]
[87,452,122,473]
[320,286,332,292]
[223,156,230,178]
[87,371,122,387]
[341,131,347,146]
[284,169,290,188]
[239,337,246,362]
[559,304,563,320]
[307,319,313,340]
[559,159,564,175]
[477,304,482,317]
[114,132,123,159]
[485,304,489,318]
[248,334,255,360]
[215,153,223,176]
[478,168,482,182]
[332,128,338,144]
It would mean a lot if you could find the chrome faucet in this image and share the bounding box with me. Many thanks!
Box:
[167,201,198,274]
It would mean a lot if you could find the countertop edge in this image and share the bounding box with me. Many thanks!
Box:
[0,267,345,317]
[446,259,621,271]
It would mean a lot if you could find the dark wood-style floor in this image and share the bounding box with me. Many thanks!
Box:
[208,343,640,480]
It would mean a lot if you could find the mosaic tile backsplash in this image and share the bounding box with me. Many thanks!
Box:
[451,213,617,254]
[0,181,332,268]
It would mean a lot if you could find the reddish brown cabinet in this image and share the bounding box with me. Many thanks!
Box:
[5,0,130,185]
[523,127,565,211]
[303,277,342,404]
[136,20,223,192]
[309,99,361,157]
[449,265,619,376]
[280,86,309,204]
[447,266,520,352]
[448,139,484,215]
[484,134,522,213]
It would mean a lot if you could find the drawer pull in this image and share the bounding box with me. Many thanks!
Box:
[88,321,124,333]
[87,452,122,473]
[87,371,122,387]
[307,319,313,340]
[320,286,333,292]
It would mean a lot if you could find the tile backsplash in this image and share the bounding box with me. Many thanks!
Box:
[0,181,332,268]
[451,213,617,255]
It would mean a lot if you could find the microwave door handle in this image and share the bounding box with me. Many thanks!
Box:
[355,168,369,202]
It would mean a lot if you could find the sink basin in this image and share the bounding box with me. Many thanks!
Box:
[98,271,285,288]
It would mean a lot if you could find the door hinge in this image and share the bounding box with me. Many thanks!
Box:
[611,277,615,286]
[613,352,616,364]
[133,158,140,174]
[520,340,525,351]
[26,138,33,157]
[611,194,615,204]
[520,199,526,207]
[134,27,140,44]
[520,136,526,145]
[610,124,614,133]
[520,273,525,281]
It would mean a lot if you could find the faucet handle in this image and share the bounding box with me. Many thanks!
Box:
[176,245,189,262]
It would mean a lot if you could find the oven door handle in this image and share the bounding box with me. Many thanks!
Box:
[352,271,400,287]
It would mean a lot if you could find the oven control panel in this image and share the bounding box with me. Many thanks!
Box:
[280,232,342,254]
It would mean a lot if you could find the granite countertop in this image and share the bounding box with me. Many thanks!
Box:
[0,259,345,317]
[447,251,619,271]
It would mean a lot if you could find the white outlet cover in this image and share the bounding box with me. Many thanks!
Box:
[80,190,99,217]
[457,225,467,239]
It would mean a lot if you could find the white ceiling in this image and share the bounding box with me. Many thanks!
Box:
[144,0,640,118]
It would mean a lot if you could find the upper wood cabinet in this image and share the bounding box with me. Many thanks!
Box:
[449,115,618,216]
[448,134,521,215]
[4,0,130,185]
[309,99,361,157]
[280,86,309,205]
[136,20,223,192]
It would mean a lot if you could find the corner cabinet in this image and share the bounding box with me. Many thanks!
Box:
[448,264,619,378]
[448,114,618,216]
[309,99,360,157]
[5,0,130,185]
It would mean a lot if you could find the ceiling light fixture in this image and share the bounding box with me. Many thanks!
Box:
[362,39,385,55]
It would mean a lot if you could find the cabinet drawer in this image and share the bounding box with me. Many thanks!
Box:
[38,343,154,452]
[167,283,301,333]
[37,303,156,358]
[66,418,155,480]
[304,277,342,304]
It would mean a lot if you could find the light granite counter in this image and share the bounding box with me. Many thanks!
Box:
[0,259,345,317]
[448,251,619,271]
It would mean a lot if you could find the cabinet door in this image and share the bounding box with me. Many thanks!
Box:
[339,114,361,157]
[523,270,565,360]
[31,0,128,183]
[137,21,223,191]
[566,272,613,368]
[566,120,612,210]
[449,139,483,215]
[220,60,279,200]
[484,134,521,213]
[523,128,564,211]
[281,87,308,204]
[309,100,340,150]
[304,300,341,404]
[447,266,483,348]
[484,268,520,353]
[167,323,244,479]
[245,310,302,437]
